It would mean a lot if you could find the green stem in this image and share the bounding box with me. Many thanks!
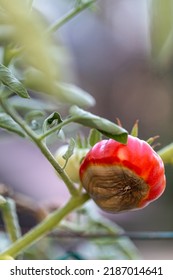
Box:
[1,198,21,243]
[0,97,38,140]
[158,142,173,164]
[35,140,78,196]
[0,98,78,196]
[39,116,78,141]
[0,194,89,258]
[47,0,95,33]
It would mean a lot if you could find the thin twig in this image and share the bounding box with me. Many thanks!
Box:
[47,0,96,33]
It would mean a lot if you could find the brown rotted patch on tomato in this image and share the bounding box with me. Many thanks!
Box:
[81,164,149,213]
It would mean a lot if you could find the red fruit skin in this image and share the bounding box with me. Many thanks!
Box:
[79,135,166,211]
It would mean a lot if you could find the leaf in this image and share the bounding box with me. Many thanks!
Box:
[24,68,95,108]
[0,64,29,98]
[150,0,173,62]
[56,83,95,108]
[46,112,62,126]
[0,0,58,87]
[9,96,58,112]
[0,112,25,137]
[62,138,75,162]
[24,110,45,124]
[69,106,128,144]
[43,112,63,133]
[158,143,173,164]
[88,128,102,147]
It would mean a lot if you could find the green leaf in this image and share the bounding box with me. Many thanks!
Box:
[62,138,75,163]
[69,106,128,144]
[9,96,58,112]
[88,128,102,147]
[0,112,25,137]
[158,142,173,164]
[0,0,58,87]
[0,64,29,98]
[56,83,95,108]
[46,112,62,127]
[43,111,63,133]
[24,68,95,108]
[150,0,173,65]
[24,110,45,125]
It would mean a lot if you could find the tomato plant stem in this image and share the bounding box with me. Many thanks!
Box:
[0,98,78,196]
[38,116,78,141]
[47,0,96,33]
[0,194,89,258]
[0,198,21,243]
[36,141,78,196]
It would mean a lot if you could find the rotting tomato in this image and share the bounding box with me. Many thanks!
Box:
[79,135,166,213]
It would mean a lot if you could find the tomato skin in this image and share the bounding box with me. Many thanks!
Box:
[55,145,89,183]
[79,135,166,211]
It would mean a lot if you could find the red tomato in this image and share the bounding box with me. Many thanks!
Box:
[79,135,166,213]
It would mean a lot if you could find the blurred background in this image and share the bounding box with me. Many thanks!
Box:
[0,0,173,259]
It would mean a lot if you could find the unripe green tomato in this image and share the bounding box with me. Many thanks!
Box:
[55,146,89,183]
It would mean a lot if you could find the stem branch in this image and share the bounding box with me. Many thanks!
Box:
[47,0,95,33]
[39,116,78,141]
[36,140,78,196]
[0,194,89,258]
[1,198,21,243]
[0,98,78,196]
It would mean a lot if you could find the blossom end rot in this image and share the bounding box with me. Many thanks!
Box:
[79,135,166,213]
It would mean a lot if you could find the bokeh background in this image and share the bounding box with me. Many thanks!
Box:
[0,0,173,259]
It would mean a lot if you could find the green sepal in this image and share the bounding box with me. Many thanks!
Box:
[88,128,102,147]
[130,120,138,137]
[62,138,75,168]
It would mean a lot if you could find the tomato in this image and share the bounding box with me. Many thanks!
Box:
[55,145,89,183]
[79,135,166,213]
